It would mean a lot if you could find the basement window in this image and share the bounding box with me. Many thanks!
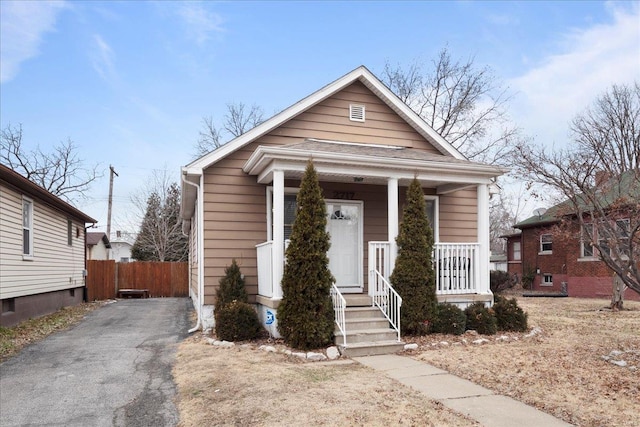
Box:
[349,104,365,122]
[2,298,15,314]
[542,274,553,286]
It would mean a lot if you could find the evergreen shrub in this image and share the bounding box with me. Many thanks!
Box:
[493,296,528,332]
[431,303,466,335]
[215,301,262,341]
[464,302,497,335]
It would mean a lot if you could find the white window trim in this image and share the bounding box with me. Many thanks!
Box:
[266,186,300,241]
[424,195,440,242]
[539,233,552,254]
[541,274,553,286]
[22,196,34,260]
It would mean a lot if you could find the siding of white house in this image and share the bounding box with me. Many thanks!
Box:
[0,183,87,299]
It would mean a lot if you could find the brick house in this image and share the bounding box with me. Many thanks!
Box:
[505,171,639,302]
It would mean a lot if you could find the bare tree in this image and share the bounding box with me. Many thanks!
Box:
[194,102,264,157]
[489,186,526,253]
[131,169,188,262]
[382,47,520,166]
[1,123,100,202]
[512,82,640,308]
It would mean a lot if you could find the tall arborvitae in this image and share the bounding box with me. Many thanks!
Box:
[389,178,437,335]
[277,160,335,350]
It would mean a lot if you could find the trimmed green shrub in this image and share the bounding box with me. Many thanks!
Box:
[464,302,497,335]
[216,259,247,309]
[490,270,514,294]
[389,178,437,336]
[215,301,262,341]
[278,160,335,350]
[493,296,528,332]
[431,303,466,335]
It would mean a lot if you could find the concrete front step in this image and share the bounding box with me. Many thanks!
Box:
[343,295,373,307]
[335,328,398,344]
[344,306,384,320]
[339,340,405,357]
[345,317,391,330]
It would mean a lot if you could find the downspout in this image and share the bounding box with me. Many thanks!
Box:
[182,172,204,333]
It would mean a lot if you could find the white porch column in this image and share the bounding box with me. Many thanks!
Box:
[477,184,490,295]
[272,170,285,300]
[388,178,399,273]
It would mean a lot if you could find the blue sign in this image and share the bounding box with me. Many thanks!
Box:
[265,310,275,325]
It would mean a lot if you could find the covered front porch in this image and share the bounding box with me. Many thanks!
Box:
[244,139,501,342]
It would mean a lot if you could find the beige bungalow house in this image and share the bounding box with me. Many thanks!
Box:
[181,66,506,351]
[0,164,96,327]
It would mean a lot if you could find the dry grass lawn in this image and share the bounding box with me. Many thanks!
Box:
[408,297,640,427]
[173,338,478,426]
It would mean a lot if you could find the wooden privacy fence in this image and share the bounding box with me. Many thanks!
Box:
[85,261,188,300]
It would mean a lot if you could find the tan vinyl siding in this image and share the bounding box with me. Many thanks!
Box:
[439,189,478,242]
[0,184,86,299]
[200,82,474,303]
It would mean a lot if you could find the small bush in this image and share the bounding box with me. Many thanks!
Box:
[216,259,248,310]
[464,302,497,335]
[490,270,514,294]
[215,301,262,342]
[431,303,466,335]
[493,297,528,332]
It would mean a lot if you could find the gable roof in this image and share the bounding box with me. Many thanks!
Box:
[0,164,96,224]
[183,65,465,175]
[86,232,111,248]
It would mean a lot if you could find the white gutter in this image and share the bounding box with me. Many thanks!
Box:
[182,172,205,333]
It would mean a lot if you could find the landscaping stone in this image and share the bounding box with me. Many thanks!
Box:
[306,352,327,361]
[259,345,277,353]
[292,352,306,359]
[326,346,340,359]
[404,343,419,351]
[524,327,542,338]
[472,338,490,345]
[609,360,627,367]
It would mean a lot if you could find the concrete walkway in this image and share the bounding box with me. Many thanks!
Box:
[353,354,572,427]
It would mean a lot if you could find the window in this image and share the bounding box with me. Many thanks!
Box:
[424,196,439,242]
[540,234,552,253]
[542,274,553,286]
[512,242,521,261]
[581,223,594,257]
[283,194,297,240]
[22,198,33,257]
[616,218,630,257]
[67,220,73,246]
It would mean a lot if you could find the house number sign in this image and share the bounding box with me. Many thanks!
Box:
[332,191,355,200]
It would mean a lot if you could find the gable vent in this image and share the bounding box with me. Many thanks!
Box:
[349,104,365,122]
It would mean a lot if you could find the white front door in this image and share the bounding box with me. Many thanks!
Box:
[326,201,363,293]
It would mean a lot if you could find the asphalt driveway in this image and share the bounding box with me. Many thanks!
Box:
[0,298,192,427]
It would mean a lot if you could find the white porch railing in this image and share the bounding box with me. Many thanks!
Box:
[370,270,402,341]
[256,241,273,298]
[330,284,347,347]
[433,243,480,295]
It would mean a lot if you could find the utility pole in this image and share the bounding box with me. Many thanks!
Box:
[107,165,118,239]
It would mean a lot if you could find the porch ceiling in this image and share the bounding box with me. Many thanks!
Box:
[243,139,507,193]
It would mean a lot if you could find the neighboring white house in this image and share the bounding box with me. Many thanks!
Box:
[490,253,508,272]
[86,232,111,260]
[109,230,135,262]
[0,165,96,327]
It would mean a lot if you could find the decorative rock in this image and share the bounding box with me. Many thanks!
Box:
[326,346,341,359]
[629,366,637,372]
[404,343,419,351]
[601,355,611,361]
[439,341,449,346]
[306,352,327,361]
[240,344,253,350]
[284,349,292,356]
[465,330,478,336]
[217,340,235,348]
[609,350,624,357]
[204,337,216,345]
[260,345,277,353]
[292,352,307,359]
[610,360,628,367]
[472,338,490,345]
[524,327,542,338]
[496,335,510,342]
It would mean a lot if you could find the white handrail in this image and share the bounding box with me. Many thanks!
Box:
[371,270,402,341]
[330,284,347,347]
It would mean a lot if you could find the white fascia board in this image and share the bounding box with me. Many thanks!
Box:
[186,66,371,171]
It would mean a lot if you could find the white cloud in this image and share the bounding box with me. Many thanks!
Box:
[178,2,224,46]
[91,34,116,82]
[509,4,640,146]
[0,0,67,83]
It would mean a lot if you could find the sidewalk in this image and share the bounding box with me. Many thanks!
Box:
[353,354,572,427]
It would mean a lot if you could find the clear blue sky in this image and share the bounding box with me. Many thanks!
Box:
[1,1,638,233]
